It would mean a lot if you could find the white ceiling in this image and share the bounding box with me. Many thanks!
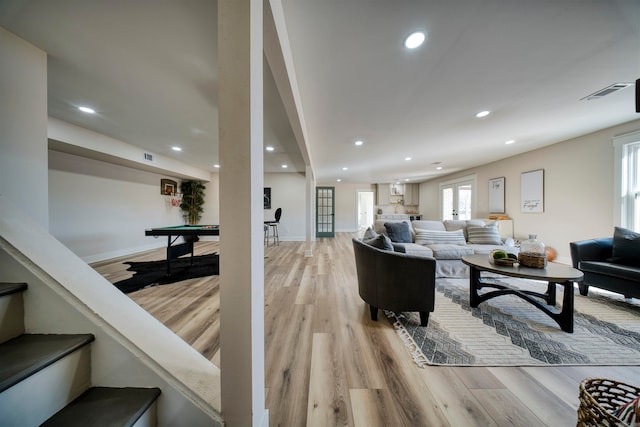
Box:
[1,0,639,184]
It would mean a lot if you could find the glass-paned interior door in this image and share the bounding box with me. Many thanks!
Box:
[316,186,335,237]
[440,179,474,220]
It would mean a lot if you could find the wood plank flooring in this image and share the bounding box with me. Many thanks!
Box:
[91,233,640,426]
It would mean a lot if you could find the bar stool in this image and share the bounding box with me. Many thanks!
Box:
[264,208,281,246]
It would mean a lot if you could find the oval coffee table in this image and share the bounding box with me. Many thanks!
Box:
[461,254,584,333]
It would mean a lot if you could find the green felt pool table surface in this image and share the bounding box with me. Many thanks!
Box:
[145,225,220,236]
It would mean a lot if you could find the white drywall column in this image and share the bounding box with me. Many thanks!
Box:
[218,1,268,426]
[0,27,49,228]
[305,165,315,257]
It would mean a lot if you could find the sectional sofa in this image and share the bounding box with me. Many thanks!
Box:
[367,219,518,277]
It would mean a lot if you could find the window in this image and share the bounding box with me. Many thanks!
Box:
[614,131,640,232]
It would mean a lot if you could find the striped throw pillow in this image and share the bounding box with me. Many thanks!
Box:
[414,228,466,246]
[467,225,502,245]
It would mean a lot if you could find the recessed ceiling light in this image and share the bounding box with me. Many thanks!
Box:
[342,167,348,171]
[281,164,288,168]
[436,166,443,170]
[266,146,275,152]
[405,179,410,182]
[475,110,490,118]
[172,146,182,151]
[505,139,515,145]
[404,31,426,49]
[214,164,220,168]
[337,179,342,182]
[354,140,364,146]
[78,106,95,114]
[405,157,412,161]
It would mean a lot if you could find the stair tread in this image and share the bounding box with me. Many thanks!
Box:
[0,334,95,392]
[0,282,28,297]
[41,386,162,427]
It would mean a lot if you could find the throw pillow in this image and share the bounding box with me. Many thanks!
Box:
[414,228,466,246]
[444,219,485,240]
[610,226,640,267]
[366,234,394,251]
[428,244,474,259]
[362,227,378,241]
[612,396,640,426]
[467,224,502,245]
[384,221,412,243]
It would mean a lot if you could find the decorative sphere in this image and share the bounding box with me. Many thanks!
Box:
[545,247,557,262]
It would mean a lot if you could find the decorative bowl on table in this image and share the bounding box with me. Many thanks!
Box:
[489,249,518,266]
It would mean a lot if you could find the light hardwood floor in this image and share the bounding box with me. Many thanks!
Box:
[92,233,640,426]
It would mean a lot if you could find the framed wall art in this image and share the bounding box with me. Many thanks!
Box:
[488,177,505,214]
[520,169,544,213]
[264,187,271,209]
[161,179,177,195]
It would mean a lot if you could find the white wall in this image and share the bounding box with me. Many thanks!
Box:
[264,172,306,240]
[0,27,49,228]
[418,118,640,263]
[263,177,375,237]
[202,173,220,227]
[49,150,218,262]
[317,182,376,233]
[47,152,308,261]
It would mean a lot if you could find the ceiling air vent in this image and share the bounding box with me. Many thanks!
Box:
[581,83,633,101]
[144,152,154,161]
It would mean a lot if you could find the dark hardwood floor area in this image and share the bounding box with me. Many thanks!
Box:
[91,233,640,426]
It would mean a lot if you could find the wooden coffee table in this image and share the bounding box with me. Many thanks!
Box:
[461,254,584,333]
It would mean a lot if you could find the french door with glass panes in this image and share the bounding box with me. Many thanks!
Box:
[316,186,335,237]
[440,177,475,220]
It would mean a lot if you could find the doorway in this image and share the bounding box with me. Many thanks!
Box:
[357,190,375,233]
[440,175,476,220]
[316,186,335,237]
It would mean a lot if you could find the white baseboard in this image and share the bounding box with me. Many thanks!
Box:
[81,242,166,264]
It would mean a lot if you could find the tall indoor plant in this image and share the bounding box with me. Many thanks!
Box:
[179,180,206,225]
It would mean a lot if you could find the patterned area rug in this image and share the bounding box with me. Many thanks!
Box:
[386,277,640,366]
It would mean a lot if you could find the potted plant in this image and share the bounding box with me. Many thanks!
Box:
[179,180,206,225]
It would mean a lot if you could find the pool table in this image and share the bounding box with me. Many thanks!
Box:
[145,225,219,275]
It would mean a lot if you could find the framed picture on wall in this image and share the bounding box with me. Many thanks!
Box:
[264,187,271,209]
[161,179,177,195]
[521,169,544,213]
[488,177,505,213]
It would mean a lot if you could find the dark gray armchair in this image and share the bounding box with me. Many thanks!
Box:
[352,238,436,326]
[570,237,640,299]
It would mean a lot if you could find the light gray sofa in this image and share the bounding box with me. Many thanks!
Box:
[372,219,517,278]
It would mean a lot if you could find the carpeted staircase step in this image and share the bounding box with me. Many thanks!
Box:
[0,334,95,393]
[41,386,162,427]
[0,282,28,297]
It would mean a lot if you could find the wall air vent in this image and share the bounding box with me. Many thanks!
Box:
[144,152,154,161]
[581,83,633,100]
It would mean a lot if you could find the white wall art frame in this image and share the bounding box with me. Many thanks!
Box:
[488,176,505,214]
[521,169,544,213]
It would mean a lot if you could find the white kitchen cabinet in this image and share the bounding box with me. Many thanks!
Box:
[376,183,391,205]
[377,183,417,205]
[376,214,422,221]
[403,183,420,205]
